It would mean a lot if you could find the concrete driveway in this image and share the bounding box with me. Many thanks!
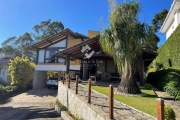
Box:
[0,88,62,120]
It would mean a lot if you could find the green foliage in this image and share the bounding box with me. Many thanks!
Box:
[56,99,67,111]
[144,83,152,90]
[0,85,19,97]
[163,72,180,100]
[155,25,180,67]
[147,25,180,89]
[4,85,13,91]
[100,0,158,94]
[56,99,84,120]
[8,55,35,89]
[1,33,35,61]
[1,19,64,61]
[78,79,82,83]
[164,106,176,120]
[47,71,57,80]
[0,85,6,96]
[152,9,168,32]
[147,68,180,100]
[33,19,64,41]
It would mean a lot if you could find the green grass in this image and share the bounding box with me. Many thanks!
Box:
[83,84,157,117]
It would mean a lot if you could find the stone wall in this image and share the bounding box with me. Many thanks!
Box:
[57,82,106,120]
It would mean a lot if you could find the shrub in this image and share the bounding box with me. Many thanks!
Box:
[8,55,35,89]
[164,80,180,100]
[4,85,13,91]
[147,24,180,86]
[11,86,19,91]
[0,85,5,96]
[144,83,152,89]
[164,106,176,120]
[78,79,82,83]
[147,68,180,87]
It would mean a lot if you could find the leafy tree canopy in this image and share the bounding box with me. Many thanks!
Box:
[33,19,64,41]
[100,0,158,94]
[152,9,168,32]
[1,19,64,61]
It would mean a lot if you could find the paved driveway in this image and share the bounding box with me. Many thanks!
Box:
[0,88,62,120]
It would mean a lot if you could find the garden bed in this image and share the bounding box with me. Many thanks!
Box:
[83,84,157,117]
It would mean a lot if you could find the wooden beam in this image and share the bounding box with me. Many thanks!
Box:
[46,39,52,43]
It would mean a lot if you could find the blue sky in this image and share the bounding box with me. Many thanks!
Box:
[0,0,172,46]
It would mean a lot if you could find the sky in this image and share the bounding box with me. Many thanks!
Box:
[0,0,173,47]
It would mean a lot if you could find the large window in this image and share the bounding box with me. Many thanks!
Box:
[45,47,65,63]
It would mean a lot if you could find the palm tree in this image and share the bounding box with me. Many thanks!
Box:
[100,1,156,94]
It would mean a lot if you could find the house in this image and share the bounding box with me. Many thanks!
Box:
[28,28,157,89]
[160,0,180,39]
[0,53,16,84]
[28,28,100,89]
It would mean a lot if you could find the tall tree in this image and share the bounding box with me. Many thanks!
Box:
[1,37,22,56]
[1,33,35,60]
[1,19,64,61]
[33,19,64,41]
[100,0,157,94]
[152,9,168,32]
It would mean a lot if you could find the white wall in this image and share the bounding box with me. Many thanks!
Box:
[48,39,66,48]
[0,53,5,59]
[38,49,45,63]
[0,65,8,82]
[35,64,80,71]
[166,10,180,39]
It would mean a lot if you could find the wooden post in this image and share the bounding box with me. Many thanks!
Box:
[68,74,70,88]
[66,56,70,74]
[62,71,64,84]
[75,75,78,94]
[157,98,164,120]
[109,85,113,119]
[88,79,91,103]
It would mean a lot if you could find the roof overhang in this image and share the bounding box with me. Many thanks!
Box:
[27,28,89,51]
[53,35,100,60]
[53,36,157,61]
[160,0,180,33]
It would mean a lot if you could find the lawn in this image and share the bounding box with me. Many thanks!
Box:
[83,84,157,117]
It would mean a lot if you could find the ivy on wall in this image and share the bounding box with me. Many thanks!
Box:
[154,24,180,68]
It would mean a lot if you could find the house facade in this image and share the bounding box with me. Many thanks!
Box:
[0,53,16,84]
[28,28,100,89]
[28,28,157,89]
[160,0,180,39]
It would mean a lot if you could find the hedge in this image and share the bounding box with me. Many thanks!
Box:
[146,25,180,100]
[155,24,180,68]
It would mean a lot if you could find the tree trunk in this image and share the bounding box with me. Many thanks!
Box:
[117,60,141,94]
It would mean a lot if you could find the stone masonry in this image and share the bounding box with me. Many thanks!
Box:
[58,82,156,120]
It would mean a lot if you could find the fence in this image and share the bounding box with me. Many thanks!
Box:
[58,72,164,120]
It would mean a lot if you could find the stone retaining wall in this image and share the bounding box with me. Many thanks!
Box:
[57,82,106,120]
